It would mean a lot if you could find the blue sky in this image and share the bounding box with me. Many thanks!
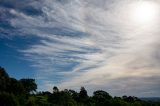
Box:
[0,0,160,97]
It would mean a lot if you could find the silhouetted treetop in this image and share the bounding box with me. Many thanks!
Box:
[0,67,9,78]
[19,78,37,94]
[0,66,160,106]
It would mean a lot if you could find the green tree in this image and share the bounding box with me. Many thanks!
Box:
[19,78,37,94]
[79,87,88,98]
[7,78,24,95]
[92,90,112,106]
[0,67,9,78]
[93,90,112,100]
[0,67,10,92]
[1,66,160,106]
[78,87,88,104]
[0,92,19,106]
[53,86,59,93]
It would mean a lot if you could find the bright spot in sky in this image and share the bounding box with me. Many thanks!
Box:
[131,1,159,23]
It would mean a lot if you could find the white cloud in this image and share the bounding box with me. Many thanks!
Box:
[4,0,160,96]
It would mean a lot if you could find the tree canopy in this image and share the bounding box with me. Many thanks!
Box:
[0,66,160,106]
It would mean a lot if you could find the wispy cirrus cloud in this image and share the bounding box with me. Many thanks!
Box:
[1,0,160,96]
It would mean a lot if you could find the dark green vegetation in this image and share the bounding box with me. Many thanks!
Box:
[0,67,160,106]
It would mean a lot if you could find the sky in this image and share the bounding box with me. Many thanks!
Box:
[0,0,160,97]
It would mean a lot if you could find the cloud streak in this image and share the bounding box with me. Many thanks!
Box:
[1,0,160,96]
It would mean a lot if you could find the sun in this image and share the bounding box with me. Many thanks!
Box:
[131,1,158,23]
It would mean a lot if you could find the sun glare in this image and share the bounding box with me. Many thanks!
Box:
[131,1,158,23]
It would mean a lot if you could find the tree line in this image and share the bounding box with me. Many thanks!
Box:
[0,66,160,106]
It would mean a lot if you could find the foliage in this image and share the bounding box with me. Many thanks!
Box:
[0,92,19,106]
[0,66,160,106]
[19,78,37,94]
